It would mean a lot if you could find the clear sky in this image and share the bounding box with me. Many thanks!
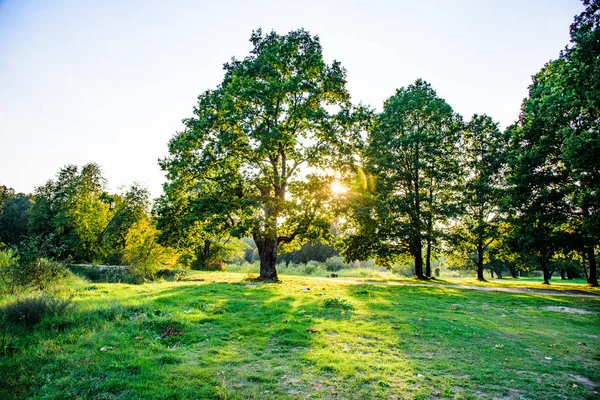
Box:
[0,0,584,198]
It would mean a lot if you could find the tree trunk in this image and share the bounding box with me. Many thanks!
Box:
[588,246,599,287]
[566,269,574,280]
[540,257,551,285]
[425,238,432,278]
[509,267,518,278]
[414,237,425,279]
[490,269,494,279]
[254,234,279,281]
[582,250,589,283]
[476,244,486,281]
[203,239,211,261]
[559,269,566,280]
[496,269,503,279]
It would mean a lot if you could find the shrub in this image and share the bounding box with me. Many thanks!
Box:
[122,219,177,282]
[69,264,134,283]
[17,258,68,291]
[0,248,20,293]
[325,256,346,272]
[206,260,226,271]
[156,268,188,281]
[1,294,74,327]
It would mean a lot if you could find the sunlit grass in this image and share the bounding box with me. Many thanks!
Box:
[1,272,599,399]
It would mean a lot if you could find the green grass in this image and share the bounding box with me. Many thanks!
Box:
[1,271,599,399]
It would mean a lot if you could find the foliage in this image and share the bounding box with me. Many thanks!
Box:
[1,294,74,328]
[325,256,346,271]
[160,28,366,280]
[68,264,134,284]
[0,248,19,293]
[455,114,506,280]
[0,192,32,247]
[122,219,177,282]
[343,79,461,279]
[28,163,111,262]
[101,184,150,265]
[16,258,69,291]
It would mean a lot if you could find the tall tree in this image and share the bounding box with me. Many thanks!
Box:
[458,114,506,281]
[343,80,461,279]
[0,186,32,247]
[504,61,573,285]
[160,29,363,280]
[560,0,600,285]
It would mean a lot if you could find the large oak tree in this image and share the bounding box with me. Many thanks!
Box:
[160,29,363,281]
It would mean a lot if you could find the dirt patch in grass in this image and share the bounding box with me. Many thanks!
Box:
[543,306,598,315]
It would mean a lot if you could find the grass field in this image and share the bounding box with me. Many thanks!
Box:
[1,271,599,399]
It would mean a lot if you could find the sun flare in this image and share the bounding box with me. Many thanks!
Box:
[331,180,348,196]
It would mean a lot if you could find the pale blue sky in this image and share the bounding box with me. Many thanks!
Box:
[0,0,583,198]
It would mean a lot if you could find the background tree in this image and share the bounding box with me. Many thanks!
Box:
[160,29,363,280]
[504,63,573,285]
[0,187,32,247]
[28,163,112,262]
[343,80,461,279]
[457,114,506,281]
[559,0,600,285]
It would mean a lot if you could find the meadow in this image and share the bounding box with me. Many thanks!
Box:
[1,271,599,399]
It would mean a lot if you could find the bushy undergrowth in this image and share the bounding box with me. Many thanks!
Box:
[1,294,75,328]
[69,264,135,283]
[156,268,188,281]
[227,259,389,278]
[0,249,69,293]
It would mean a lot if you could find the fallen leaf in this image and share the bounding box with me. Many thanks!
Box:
[577,341,587,346]
[100,346,115,352]
[134,336,143,340]
[545,357,552,360]
[306,328,317,333]
[549,344,556,347]
[331,391,338,395]
[390,325,401,329]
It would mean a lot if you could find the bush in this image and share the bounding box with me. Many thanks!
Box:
[391,263,415,278]
[0,248,20,293]
[156,268,188,281]
[325,256,346,272]
[17,258,68,291]
[206,260,226,271]
[1,294,74,327]
[122,219,177,282]
[69,264,134,283]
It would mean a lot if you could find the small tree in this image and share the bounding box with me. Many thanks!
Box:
[122,219,175,282]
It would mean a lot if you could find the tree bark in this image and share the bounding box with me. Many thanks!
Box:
[414,250,425,279]
[559,269,566,280]
[588,246,599,287]
[476,244,486,281]
[425,238,432,278]
[540,256,551,285]
[490,269,494,279]
[255,236,278,281]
